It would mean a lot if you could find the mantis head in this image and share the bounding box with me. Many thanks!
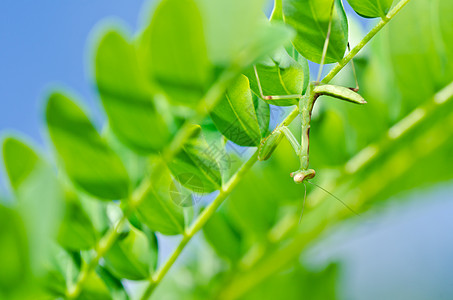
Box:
[290,169,316,184]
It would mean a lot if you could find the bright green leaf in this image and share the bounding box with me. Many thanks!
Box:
[78,272,111,300]
[136,165,185,235]
[2,137,63,273]
[211,75,262,146]
[194,0,264,66]
[0,204,29,294]
[253,94,271,138]
[168,128,223,193]
[347,0,393,18]
[244,47,306,106]
[57,192,97,251]
[2,137,39,191]
[104,226,155,280]
[45,92,130,200]
[95,29,171,153]
[437,0,453,79]
[203,209,243,262]
[139,0,211,107]
[382,0,450,113]
[96,266,130,300]
[240,22,296,68]
[283,0,348,63]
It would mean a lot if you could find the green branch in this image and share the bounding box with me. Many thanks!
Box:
[136,0,414,297]
[67,70,237,299]
[139,106,301,299]
[140,151,260,300]
[322,0,412,84]
[69,0,413,297]
[219,79,453,300]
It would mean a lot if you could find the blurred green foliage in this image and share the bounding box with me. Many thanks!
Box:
[1,0,453,299]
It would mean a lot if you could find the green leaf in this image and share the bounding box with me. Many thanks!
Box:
[103,126,149,190]
[78,272,111,300]
[0,204,29,294]
[2,137,63,273]
[194,0,263,66]
[347,0,393,18]
[96,266,129,300]
[80,197,110,236]
[211,75,262,146]
[2,137,39,191]
[168,127,223,193]
[244,264,339,300]
[253,94,271,138]
[139,0,211,107]
[203,209,243,262]
[136,165,185,235]
[45,92,130,200]
[3,137,97,257]
[283,0,348,63]
[381,0,452,113]
[438,0,453,79]
[95,29,171,153]
[57,191,97,251]
[41,247,111,299]
[104,226,155,280]
[240,22,296,68]
[225,171,280,239]
[244,47,306,106]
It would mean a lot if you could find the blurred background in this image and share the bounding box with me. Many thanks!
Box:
[1,0,453,299]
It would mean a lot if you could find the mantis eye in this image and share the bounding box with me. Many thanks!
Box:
[294,173,305,183]
[291,169,316,184]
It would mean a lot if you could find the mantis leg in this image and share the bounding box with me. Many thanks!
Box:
[253,65,302,101]
[348,42,360,92]
[316,0,336,83]
[280,126,301,154]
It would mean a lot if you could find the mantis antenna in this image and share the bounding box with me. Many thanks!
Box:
[253,0,366,221]
[299,182,307,224]
[307,180,359,216]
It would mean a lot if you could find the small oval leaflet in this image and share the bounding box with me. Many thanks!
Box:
[347,0,394,18]
[45,92,130,200]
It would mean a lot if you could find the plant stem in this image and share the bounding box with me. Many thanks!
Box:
[137,0,414,297]
[139,107,301,299]
[220,79,453,300]
[66,70,236,299]
[70,0,412,296]
[140,152,259,300]
[322,0,412,84]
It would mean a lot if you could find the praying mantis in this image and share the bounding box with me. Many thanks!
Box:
[251,2,366,218]
[256,76,366,183]
[255,0,366,185]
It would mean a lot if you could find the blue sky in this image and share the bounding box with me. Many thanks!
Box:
[0,0,149,194]
[0,1,146,142]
